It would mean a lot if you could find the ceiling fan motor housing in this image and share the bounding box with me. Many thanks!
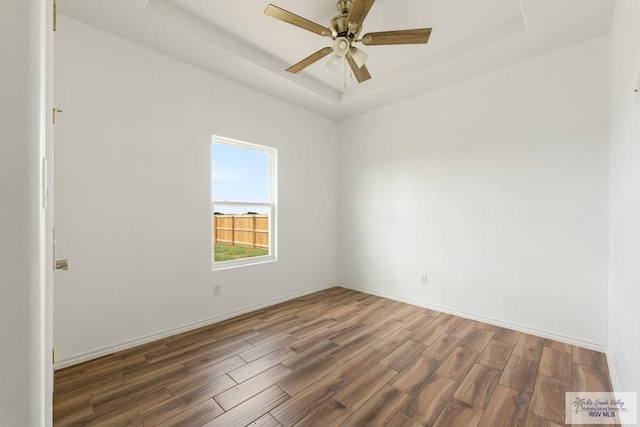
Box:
[330,0,361,40]
[329,14,349,38]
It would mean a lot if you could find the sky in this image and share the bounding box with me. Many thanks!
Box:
[211,142,270,214]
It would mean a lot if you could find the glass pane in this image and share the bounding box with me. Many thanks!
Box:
[212,206,270,263]
[212,142,269,203]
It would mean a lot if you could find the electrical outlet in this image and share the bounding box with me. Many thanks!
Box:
[213,284,222,296]
[420,274,428,285]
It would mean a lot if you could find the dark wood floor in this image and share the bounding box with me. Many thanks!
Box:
[54,287,617,426]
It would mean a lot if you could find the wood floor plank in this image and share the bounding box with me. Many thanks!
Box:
[228,347,295,384]
[333,363,397,409]
[162,330,218,353]
[543,339,573,355]
[391,305,422,322]
[328,332,377,363]
[145,342,210,365]
[523,412,562,427]
[410,324,447,346]
[215,364,292,411]
[380,339,426,371]
[281,339,338,371]
[373,327,413,354]
[478,384,530,427]
[512,334,544,362]
[155,399,223,427]
[342,385,411,426]
[401,373,458,425]
[286,327,336,354]
[202,385,289,427]
[270,375,347,426]
[53,288,617,427]
[367,318,406,340]
[54,356,148,395]
[139,374,236,425]
[52,396,93,425]
[165,357,244,396]
[81,387,171,426]
[390,355,441,395]
[458,328,494,353]
[91,365,188,415]
[289,318,337,338]
[453,363,501,409]
[433,398,483,427]
[249,412,282,426]
[331,346,390,383]
[329,321,372,345]
[205,317,264,339]
[492,326,521,346]
[478,339,513,370]
[292,398,352,427]
[435,346,479,381]
[387,412,423,427]
[253,314,300,333]
[529,374,571,425]
[539,346,572,383]
[238,334,297,363]
[182,339,255,372]
[421,333,460,363]
[573,364,612,392]
[278,354,343,396]
[54,374,124,410]
[438,315,468,336]
[402,313,434,332]
[123,358,196,385]
[573,346,607,370]
[499,354,539,394]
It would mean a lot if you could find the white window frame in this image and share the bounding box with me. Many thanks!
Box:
[211,135,277,270]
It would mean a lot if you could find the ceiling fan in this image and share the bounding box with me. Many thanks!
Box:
[264,0,432,83]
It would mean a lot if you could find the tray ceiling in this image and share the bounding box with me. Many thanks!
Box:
[58,0,614,120]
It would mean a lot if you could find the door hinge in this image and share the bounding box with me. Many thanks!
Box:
[42,157,48,209]
[52,348,55,364]
[53,0,57,31]
[53,108,63,124]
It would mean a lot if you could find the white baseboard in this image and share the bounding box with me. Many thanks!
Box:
[54,282,336,369]
[604,351,636,427]
[56,281,609,369]
[607,350,622,392]
[338,282,607,352]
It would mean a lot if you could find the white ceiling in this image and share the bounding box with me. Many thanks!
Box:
[58,0,614,120]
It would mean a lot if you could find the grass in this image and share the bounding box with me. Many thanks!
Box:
[214,243,268,262]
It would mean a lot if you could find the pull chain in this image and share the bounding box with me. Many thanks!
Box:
[344,57,347,89]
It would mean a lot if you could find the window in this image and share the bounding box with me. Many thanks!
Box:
[211,136,277,269]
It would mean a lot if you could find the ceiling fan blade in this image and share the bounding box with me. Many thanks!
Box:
[362,28,432,45]
[265,4,331,37]
[346,53,372,83]
[286,47,333,74]
[347,0,375,30]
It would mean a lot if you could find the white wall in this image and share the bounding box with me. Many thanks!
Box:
[0,0,48,425]
[53,16,337,365]
[609,0,640,395]
[338,37,610,348]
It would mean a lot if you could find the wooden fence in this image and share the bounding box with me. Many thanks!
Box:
[213,214,269,249]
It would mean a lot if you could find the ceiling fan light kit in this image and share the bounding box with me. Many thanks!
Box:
[265,0,432,84]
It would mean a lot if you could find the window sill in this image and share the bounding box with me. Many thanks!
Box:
[211,255,277,271]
